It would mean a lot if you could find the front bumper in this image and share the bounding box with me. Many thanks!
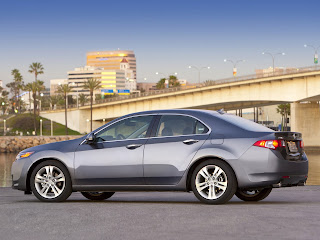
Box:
[11,157,29,191]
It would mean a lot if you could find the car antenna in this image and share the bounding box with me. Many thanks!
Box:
[217,108,225,114]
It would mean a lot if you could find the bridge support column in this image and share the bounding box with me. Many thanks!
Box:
[291,102,320,147]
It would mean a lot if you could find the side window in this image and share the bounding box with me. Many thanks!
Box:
[195,121,209,134]
[95,115,153,142]
[156,115,209,137]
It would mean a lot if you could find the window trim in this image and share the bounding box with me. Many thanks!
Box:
[80,113,211,145]
[150,113,211,139]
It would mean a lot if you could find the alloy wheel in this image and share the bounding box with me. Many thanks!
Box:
[34,165,66,199]
[195,165,228,200]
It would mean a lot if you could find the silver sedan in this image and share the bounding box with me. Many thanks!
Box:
[11,109,308,204]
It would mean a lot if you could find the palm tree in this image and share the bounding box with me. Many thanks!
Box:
[277,104,290,131]
[36,80,45,115]
[24,83,33,113]
[9,69,24,113]
[78,93,88,106]
[30,81,39,134]
[28,62,44,82]
[56,84,72,135]
[49,95,61,110]
[83,78,101,132]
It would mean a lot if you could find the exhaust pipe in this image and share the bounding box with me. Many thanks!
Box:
[272,182,282,188]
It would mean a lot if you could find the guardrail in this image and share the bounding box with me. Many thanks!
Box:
[41,65,320,111]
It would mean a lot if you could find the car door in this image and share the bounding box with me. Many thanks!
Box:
[74,115,155,186]
[143,114,210,185]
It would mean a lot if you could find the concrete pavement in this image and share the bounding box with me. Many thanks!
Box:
[0,186,319,240]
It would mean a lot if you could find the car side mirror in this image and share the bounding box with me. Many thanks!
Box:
[86,133,96,144]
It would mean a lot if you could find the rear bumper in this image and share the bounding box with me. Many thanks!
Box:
[229,146,308,189]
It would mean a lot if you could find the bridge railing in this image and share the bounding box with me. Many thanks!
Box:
[41,65,320,111]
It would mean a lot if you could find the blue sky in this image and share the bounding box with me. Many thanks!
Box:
[0,0,320,87]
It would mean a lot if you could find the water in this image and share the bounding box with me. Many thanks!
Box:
[1,151,319,187]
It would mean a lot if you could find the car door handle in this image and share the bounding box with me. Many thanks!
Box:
[126,144,142,150]
[183,139,199,145]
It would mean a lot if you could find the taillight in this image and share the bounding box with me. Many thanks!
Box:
[253,140,284,150]
[300,140,304,149]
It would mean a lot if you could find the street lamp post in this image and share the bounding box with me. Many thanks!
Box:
[188,66,211,84]
[304,44,320,65]
[262,52,285,74]
[39,93,44,112]
[3,119,6,136]
[224,59,245,77]
[40,119,43,136]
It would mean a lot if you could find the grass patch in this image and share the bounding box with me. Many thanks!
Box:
[4,113,81,136]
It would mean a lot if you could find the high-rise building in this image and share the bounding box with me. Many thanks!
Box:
[86,50,136,79]
[67,58,136,97]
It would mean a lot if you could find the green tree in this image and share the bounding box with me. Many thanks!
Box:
[78,93,87,106]
[277,104,290,131]
[156,78,166,89]
[56,84,72,135]
[168,75,180,88]
[156,76,180,89]
[0,88,9,115]
[83,78,101,132]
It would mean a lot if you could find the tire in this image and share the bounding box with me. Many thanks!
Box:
[235,188,272,202]
[81,192,115,201]
[191,159,237,204]
[30,160,72,202]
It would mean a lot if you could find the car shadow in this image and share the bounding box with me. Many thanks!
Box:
[13,198,320,205]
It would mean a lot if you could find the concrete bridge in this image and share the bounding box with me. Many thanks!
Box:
[41,67,320,146]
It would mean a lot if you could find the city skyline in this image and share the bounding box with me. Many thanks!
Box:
[1,0,320,87]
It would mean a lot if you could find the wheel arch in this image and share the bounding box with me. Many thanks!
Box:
[185,156,239,191]
[26,158,72,192]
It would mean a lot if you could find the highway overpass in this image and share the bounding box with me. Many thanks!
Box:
[41,66,320,146]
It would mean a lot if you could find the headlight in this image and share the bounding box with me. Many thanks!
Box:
[16,151,35,160]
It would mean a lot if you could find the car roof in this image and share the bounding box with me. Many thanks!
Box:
[129,109,220,117]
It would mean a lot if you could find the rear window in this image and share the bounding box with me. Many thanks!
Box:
[217,114,274,132]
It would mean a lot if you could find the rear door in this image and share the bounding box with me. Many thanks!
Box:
[143,114,210,185]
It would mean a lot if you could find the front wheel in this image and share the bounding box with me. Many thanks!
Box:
[30,160,72,202]
[191,160,237,204]
[81,192,115,201]
[235,188,272,202]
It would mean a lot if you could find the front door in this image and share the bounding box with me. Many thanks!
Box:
[74,115,155,186]
[143,114,210,185]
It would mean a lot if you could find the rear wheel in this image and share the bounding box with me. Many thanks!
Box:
[235,188,272,202]
[81,192,115,201]
[30,160,72,202]
[191,160,237,204]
